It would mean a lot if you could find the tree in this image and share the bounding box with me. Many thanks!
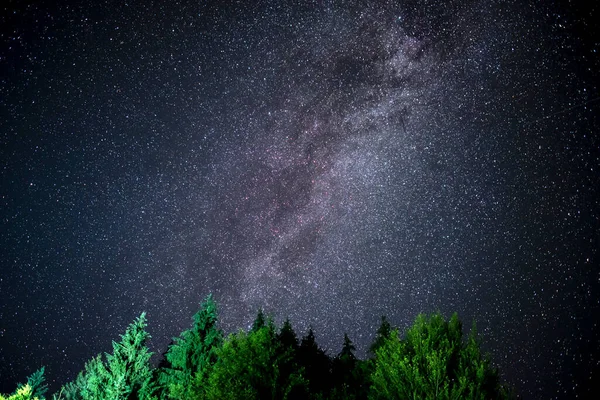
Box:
[275,319,308,400]
[206,326,275,400]
[1,385,39,400]
[103,312,156,399]
[297,328,332,398]
[19,368,47,400]
[1,368,48,400]
[58,314,155,400]
[369,312,510,400]
[206,319,307,400]
[251,308,266,332]
[158,294,223,399]
[331,334,369,400]
[277,318,299,353]
[369,316,392,356]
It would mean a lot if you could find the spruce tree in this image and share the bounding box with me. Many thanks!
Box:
[206,325,276,400]
[277,318,299,352]
[369,312,510,400]
[104,312,155,399]
[206,317,307,399]
[158,294,222,399]
[369,316,392,356]
[1,368,48,400]
[331,334,369,400]
[275,319,308,400]
[79,354,109,399]
[24,368,47,400]
[297,328,332,398]
[0,385,37,400]
[64,314,155,400]
[251,308,266,332]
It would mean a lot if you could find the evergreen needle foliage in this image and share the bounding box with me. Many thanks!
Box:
[158,294,223,399]
[3,297,513,400]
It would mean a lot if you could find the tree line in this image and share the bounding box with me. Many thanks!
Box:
[1,294,514,399]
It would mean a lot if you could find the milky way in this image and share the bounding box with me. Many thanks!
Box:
[1,0,598,398]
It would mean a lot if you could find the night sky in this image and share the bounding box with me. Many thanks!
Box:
[1,0,599,398]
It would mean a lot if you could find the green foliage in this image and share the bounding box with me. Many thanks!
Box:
[369,316,392,356]
[369,312,509,400]
[206,317,308,400]
[1,368,47,400]
[1,384,39,400]
[54,376,84,400]
[158,294,223,399]
[56,314,155,400]
[3,295,513,399]
[104,312,155,399]
[206,326,275,399]
[275,318,307,399]
[24,368,48,400]
[251,308,266,332]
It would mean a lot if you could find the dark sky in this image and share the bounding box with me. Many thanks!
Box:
[1,0,598,397]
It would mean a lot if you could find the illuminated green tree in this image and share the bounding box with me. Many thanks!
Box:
[369,316,392,356]
[56,314,155,400]
[369,312,509,400]
[205,313,307,400]
[1,368,47,400]
[158,294,222,399]
[1,385,38,400]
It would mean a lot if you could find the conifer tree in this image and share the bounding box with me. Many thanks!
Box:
[206,317,307,399]
[79,354,108,399]
[277,318,299,352]
[331,334,369,400]
[104,312,155,399]
[23,368,47,400]
[0,384,38,400]
[369,312,510,400]
[1,368,48,400]
[369,316,392,356]
[297,328,332,398]
[206,325,276,400]
[251,308,266,332]
[274,318,308,400]
[62,314,155,400]
[158,294,222,399]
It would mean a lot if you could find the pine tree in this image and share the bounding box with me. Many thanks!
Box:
[369,312,510,400]
[251,308,266,332]
[297,328,332,398]
[277,318,299,352]
[0,384,38,400]
[158,294,222,399]
[206,318,308,400]
[79,354,109,399]
[275,319,308,400]
[103,312,155,399]
[62,314,155,400]
[1,368,48,400]
[205,326,275,400]
[369,316,392,356]
[331,334,369,400]
[24,368,47,400]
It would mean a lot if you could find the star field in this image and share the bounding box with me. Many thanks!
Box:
[1,0,599,398]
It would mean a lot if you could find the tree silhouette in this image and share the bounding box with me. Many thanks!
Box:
[297,327,332,398]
